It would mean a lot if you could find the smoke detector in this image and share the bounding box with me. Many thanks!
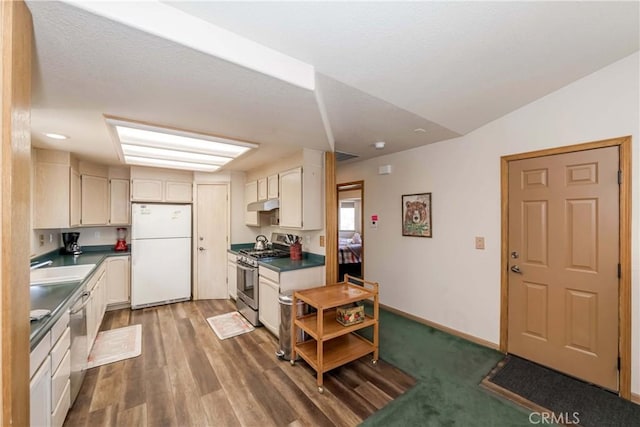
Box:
[373,141,386,150]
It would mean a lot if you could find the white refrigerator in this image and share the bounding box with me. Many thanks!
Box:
[131,203,192,309]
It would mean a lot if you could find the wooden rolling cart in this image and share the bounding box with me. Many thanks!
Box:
[290,275,379,393]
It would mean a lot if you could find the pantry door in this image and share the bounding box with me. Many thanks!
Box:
[507,146,619,391]
[195,184,229,300]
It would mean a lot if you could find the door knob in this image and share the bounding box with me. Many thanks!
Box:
[198,247,206,251]
[510,265,522,274]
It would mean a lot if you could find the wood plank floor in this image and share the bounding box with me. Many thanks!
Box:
[64,300,415,427]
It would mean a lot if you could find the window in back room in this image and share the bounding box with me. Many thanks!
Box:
[339,202,356,231]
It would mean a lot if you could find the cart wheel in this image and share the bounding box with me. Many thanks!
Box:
[318,386,324,393]
[372,359,378,365]
[290,360,295,366]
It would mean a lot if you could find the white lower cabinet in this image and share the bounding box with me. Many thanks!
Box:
[106,255,130,308]
[257,265,324,338]
[30,310,72,427]
[86,266,107,354]
[30,355,52,427]
[259,275,280,337]
[227,253,237,300]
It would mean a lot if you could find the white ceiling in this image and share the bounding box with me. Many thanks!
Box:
[27,1,639,171]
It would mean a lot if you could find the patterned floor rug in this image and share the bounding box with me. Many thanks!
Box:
[207,311,254,340]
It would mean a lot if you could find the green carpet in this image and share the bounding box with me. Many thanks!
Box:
[359,308,536,426]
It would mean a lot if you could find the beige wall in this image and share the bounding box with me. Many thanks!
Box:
[337,52,640,393]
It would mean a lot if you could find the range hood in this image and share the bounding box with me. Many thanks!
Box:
[247,198,279,212]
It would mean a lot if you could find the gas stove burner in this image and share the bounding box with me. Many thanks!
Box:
[238,248,290,259]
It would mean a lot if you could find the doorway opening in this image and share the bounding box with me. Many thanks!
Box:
[337,181,364,281]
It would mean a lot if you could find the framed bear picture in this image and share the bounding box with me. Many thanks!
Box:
[402,193,432,237]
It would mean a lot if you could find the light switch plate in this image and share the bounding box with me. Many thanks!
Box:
[475,236,485,250]
[319,235,325,247]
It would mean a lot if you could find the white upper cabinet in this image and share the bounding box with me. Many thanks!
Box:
[245,180,259,226]
[165,181,192,202]
[109,178,130,225]
[34,149,77,229]
[257,177,268,201]
[130,167,193,203]
[79,160,110,226]
[279,167,303,228]
[81,175,109,225]
[267,174,279,199]
[278,149,323,230]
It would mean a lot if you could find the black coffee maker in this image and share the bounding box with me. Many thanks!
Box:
[61,232,82,255]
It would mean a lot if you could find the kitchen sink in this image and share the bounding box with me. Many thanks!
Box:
[30,264,96,285]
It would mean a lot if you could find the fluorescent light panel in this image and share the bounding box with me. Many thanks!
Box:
[120,144,233,166]
[107,118,257,172]
[124,156,220,172]
[116,126,253,157]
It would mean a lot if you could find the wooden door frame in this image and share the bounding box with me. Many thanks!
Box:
[499,136,632,399]
[337,180,365,281]
[1,1,33,424]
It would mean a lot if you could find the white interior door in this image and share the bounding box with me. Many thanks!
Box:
[195,184,229,299]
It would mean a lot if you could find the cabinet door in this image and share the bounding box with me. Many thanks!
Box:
[258,276,280,337]
[30,355,52,427]
[131,179,163,201]
[166,181,192,202]
[107,256,130,306]
[267,174,279,199]
[81,175,109,225]
[227,261,237,300]
[258,178,268,201]
[35,163,70,229]
[244,181,259,226]
[69,169,81,227]
[279,167,302,228]
[109,179,130,225]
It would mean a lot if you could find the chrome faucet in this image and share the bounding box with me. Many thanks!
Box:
[30,260,53,271]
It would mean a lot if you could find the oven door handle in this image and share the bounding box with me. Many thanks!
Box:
[237,264,256,271]
[70,291,91,315]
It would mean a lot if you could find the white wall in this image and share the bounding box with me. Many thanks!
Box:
[337,52,640,393]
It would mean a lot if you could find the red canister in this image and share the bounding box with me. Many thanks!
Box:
[290,238,302,260]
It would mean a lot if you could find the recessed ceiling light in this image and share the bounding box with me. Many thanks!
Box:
[44,133,69,140]
[414,128,426,133]
[105,117,258,172]
[373,141,386,150]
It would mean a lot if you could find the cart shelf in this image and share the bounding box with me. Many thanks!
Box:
[291,275,379,392]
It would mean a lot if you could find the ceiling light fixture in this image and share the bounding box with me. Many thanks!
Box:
[414,128,426,133]
[44,133,69,140]
[105,116,258,172]
[373,141,386,150]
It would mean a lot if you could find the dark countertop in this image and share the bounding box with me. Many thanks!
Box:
[29,246,130,350]
[259,252,325,272]
[229,242,325,272]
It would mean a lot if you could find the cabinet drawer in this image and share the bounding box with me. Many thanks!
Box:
[51,379,70,427]
[51,326,70,372]
[51,310,70,345]
[51,349,70,408]
[259,266,279,283]
[30,331,51,378]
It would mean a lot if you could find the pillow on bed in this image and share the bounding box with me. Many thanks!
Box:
[351,233,362,244]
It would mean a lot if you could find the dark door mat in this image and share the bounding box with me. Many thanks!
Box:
[483,355,640,427]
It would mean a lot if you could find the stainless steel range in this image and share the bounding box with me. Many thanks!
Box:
[236,233,295,326]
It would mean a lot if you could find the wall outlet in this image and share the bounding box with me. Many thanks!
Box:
[94,231,101,239]
[319,235,325,247]
[475,236,485,250]
[305,235,311,246]
[49,234,53,243]
[39,234,44,247]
